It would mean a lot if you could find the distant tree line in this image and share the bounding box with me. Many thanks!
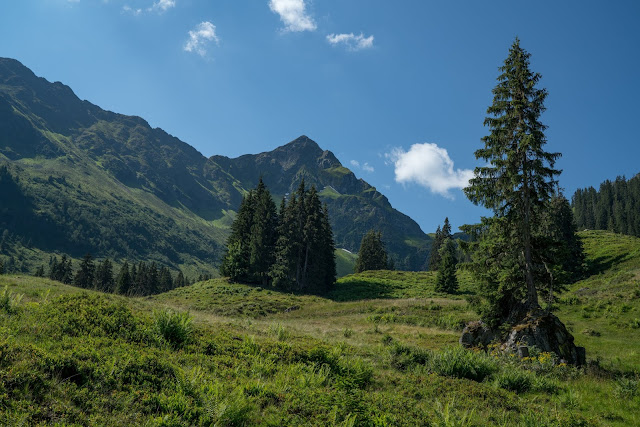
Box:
[572,174,640,237]
[220,179,336,293]
[40,253,202,296]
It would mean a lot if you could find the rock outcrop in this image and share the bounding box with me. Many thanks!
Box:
[460,311,586,365]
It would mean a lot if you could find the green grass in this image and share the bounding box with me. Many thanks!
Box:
[555,230,640,370]
[1,230,640,425]
[335,248,357,277]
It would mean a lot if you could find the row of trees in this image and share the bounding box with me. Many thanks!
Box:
[42,254,194,296]
[572,174,640,238]
[220,179,336,293]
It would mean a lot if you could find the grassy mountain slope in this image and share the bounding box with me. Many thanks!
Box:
[1,230,639,425]
[0,58,430,275]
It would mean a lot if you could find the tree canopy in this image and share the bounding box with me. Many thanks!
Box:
[354,230,389,273]
[221,179,336,293]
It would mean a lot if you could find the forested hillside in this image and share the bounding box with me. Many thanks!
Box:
[572,174,640,237]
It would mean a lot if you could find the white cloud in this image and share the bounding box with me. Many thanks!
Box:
[327,33,374,51]
[350,160,374,173]
[269,0,316,32]
[184,21,219,57]
[150,0,175,12]
[123,5,143,15]
[386,143,473,198]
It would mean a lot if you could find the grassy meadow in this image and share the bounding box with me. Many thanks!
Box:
[1,230,639,425]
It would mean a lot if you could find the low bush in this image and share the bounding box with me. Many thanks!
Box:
[493,369,534,393]
[429,347,498,382]
[154,309,193,348]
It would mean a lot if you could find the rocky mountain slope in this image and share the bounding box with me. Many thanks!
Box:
[0,57,430,274]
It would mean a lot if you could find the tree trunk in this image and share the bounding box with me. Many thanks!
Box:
[523,166,539,311]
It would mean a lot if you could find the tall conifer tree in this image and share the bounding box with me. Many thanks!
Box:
[74,253,95,289]
[463,39,561,322]
[249,178,278,285]
[355,230,388,273]
[116,261,132,295]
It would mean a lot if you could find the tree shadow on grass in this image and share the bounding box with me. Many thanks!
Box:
[327,279,394,302]
[585,254,629,276]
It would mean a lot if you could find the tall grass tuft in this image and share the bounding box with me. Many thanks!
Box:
[0,285,22,314]
[429,347,498,382]
[154,309,193,348]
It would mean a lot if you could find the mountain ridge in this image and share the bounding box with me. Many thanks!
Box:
[0,57,430,274]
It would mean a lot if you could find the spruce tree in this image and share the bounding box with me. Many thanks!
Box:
[158,266,174,293]
[270,194,298,290]
[220,191,255,282]
[463,38,561,322]
[320,204,337,289]
[34,265,45,277]
[95,258,115,292]
[48,256,59,280]
[435,238,458,293]
[74,253,96,289]
[0,259,4,275]
[116,261,132,295]
[248,178,278,285]
[355,230,388,273]
[429,218,453,271]
[269,181,336,292]
[175,271,186,288]
[428,225,443,271]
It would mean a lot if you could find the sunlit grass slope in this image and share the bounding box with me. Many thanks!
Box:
[556,230,640,370]
[1,230,639,425]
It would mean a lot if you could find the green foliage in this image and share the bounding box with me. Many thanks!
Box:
[270,180,336,293]
[354,230,388,273]
[429,218,452,271]
[73,253,95,289]
[429,346,498,382]
[573,174,640,238]
[154,309,193,348]
[436,238,458,293]
[0,285,22,314]
[463,39,569,323]
[2,245,640,427]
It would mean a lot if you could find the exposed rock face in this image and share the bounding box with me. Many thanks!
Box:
[460,321,497,350]
[502,311,584,365]
[460,312,586,365]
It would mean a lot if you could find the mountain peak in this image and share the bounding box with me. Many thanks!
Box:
[284,135,320,150]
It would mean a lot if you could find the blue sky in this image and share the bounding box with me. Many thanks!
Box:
[1,0,639,234]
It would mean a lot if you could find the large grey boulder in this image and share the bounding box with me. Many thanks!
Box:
[460,311,586,365]
[502,311,584,365]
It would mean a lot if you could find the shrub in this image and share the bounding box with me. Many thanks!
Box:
[154,309,193,348]
[493,369,534,393]
[429,347,498,382]
[389,343,431,371]
[0,286,22,315]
